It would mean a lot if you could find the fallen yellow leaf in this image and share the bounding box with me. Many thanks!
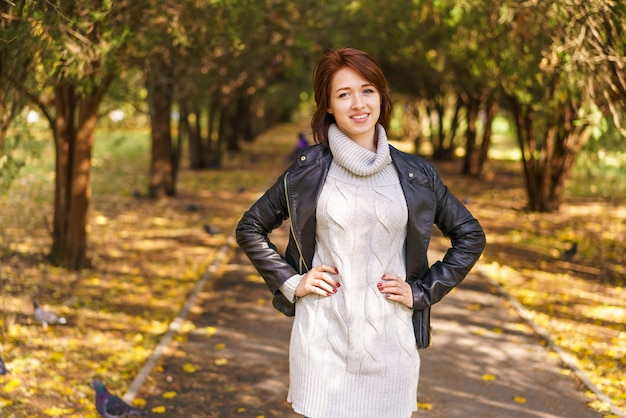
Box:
[3,378,19,393]
[44,407,74,415]
[163,391,177,399]
[182,363,197,373]
[0,399,14,407]
[206,326,217,337]
[417,402,433,410]
[237,407,247,413]
[214,342,226,350]
[133,398,147,407]
[215,358,229,366]
[513,396,527,404]
[482,374,496,381]
[152,405,167,414]
[180,321,196,333]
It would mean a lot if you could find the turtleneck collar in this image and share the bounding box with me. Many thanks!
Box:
[328,124,392,177]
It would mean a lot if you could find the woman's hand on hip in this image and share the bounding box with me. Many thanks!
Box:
[378,274,413,308]
[295,264,340,298]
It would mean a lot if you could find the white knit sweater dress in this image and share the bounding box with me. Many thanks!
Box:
[283,125,420,418]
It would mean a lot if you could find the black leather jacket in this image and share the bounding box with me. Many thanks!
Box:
[236,144,486,348]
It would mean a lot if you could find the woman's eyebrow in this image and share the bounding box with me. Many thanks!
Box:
[334,83,374,93]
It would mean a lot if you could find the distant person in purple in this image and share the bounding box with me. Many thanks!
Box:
[296,132,309,151]
[286,132,310,162]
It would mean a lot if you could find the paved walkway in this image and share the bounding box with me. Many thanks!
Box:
[416,246,601,418]
[134,220,605,417]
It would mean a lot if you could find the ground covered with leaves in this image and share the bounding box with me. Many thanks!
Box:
[0,122,624,417]
[432,159,626,416]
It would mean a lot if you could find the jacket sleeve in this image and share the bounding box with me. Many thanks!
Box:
[410,167,486,310]
[235,171,300,295]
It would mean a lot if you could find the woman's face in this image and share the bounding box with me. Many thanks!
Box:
[327,66,381,150]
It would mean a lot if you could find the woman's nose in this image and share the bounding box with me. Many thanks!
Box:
[351,94,364,109]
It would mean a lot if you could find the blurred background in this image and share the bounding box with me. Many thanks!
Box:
[1,1,625,416]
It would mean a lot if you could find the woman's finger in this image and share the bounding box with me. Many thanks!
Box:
[378,274,413,308]
[296,265,340,297]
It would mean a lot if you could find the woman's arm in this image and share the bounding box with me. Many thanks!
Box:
[410,171,486,310]
[235,172,298,294]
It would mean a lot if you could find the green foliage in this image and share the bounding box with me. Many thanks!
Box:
[24,0,146,97]
[91,130,151,196]
[570,150,626,198]
[0,137,24,196]
[0,112,49,197]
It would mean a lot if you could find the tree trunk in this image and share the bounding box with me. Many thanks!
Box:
[431,96,460,161]
[183,105,206,169]
[227,93,246,152]
[50,80,109,269]
[462,92,496,177]
[205,93,219,165]
[462,94,480,176]
[213,99,229,169]
[147,58,175,198]
[509,95,590,212]
[478,98,497,172]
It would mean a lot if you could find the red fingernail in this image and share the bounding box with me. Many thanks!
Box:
[326,292,331,296]
[335,268,339,274]
[336,282,341,288]
[333,288,337,293]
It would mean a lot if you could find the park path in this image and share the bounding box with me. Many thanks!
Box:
[134,232,603,417]
[131,127,605,417]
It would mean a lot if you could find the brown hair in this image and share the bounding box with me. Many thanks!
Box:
[311,48,392,146]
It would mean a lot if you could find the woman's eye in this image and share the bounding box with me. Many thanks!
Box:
[364,88,376,94]
[338,92,349,99]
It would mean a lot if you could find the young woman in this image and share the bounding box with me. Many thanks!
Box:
[236,47,486,418]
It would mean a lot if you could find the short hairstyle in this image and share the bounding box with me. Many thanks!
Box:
[311,48,392,146]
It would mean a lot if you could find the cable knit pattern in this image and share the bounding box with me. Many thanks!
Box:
[287,125,420,418]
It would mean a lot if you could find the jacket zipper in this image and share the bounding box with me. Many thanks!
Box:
[284,172,309,274]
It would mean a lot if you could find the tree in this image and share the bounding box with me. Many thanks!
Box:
[23,0,145,268]
[146,53,176,197]
[444,0,503,176]
[132,0,190,197]
[555,0,626,135]
[498,0,625,212]
[135,0,309,186]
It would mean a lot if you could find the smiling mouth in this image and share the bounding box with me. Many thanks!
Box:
[351,114,368,121]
